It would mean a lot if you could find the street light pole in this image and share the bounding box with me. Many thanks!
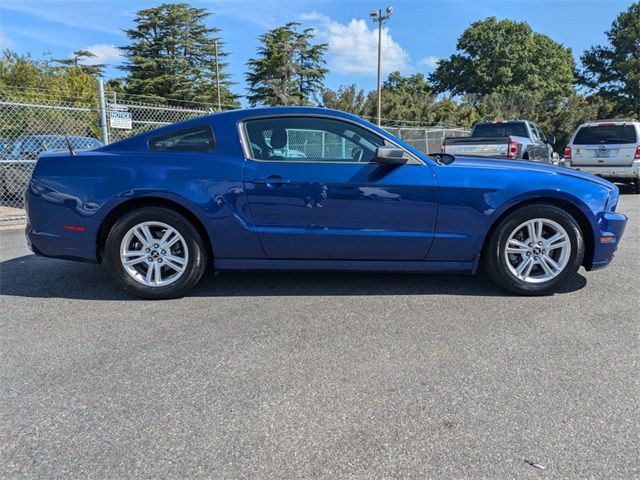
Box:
[370,6,393,126]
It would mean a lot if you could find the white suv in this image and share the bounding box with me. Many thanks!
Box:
[563,119,640,193]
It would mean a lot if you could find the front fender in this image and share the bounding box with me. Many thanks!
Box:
[428,162,611,262]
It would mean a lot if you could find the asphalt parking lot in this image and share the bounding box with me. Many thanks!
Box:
[1,192,638,479]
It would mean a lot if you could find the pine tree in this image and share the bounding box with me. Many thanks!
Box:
[120,3,238,108]
[246,22,327,106]
[580,1,640,116]
[54,50,105,77]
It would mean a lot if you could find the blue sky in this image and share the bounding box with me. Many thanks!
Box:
[0,0,633,101]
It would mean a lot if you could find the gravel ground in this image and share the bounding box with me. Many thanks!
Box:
[1,192,638,479]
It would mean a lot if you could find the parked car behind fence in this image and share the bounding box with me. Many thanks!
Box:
[442,120,555,163]
[0,135,103,205]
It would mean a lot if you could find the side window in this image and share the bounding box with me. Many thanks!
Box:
[149,126,215,152]
[531,124,545,142]
[243,116,386,162]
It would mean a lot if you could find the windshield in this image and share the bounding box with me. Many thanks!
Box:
[472,122,528,138]
[573,125,637,145]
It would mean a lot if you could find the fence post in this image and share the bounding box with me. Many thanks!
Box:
[98,79,110,145]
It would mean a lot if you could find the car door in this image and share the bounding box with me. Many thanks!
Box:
[241,115,438,261]
[535,125,549,162]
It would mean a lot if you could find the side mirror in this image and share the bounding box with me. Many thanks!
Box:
[374,146,407,165]
[547,134,556,146]
[428,153,456,165]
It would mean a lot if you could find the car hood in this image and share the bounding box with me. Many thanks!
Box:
[447,156,616,190]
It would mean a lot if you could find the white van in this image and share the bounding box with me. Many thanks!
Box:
[563,119,640,193]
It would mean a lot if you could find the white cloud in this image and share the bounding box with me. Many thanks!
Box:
[0,32,15,49]
[301,12,411,76]
[419,56,440,68]
[81,44,122,65]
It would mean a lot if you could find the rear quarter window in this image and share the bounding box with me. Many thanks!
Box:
[573,125,637,144]
[149,126,216,152]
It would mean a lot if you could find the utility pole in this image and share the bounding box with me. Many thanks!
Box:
[214,40,222,111]
[98,79,110,145]
[370,6,393,126]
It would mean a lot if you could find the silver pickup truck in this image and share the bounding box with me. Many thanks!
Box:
[442,120,555,163]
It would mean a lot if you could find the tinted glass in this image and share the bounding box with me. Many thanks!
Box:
[472,122,528,138]
[149,126,216,152]
[243,116,385,162]
[573,125,637,144]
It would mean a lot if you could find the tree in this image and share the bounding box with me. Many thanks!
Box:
[320,84,367,115]
[54,50,105,77]
[358,72,436,125]
[246,22,327,106]
[0,51,102,143]
[0,50,98,104]
[429,17,575,102]
[383,71,431,97]
[120,3,238,107]
[580,1,640,116]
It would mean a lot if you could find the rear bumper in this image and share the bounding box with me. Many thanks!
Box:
[564,160,640,180]
[25,180,100,263]
[590,211,628,270]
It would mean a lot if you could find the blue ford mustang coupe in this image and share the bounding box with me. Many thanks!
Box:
[25,107,627,299]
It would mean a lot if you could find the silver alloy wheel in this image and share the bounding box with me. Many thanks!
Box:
[504,218,571,284]
[120,221,189,287]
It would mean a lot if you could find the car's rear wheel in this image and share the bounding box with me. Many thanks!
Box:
[483,204,585,295]
[104,207,208,299]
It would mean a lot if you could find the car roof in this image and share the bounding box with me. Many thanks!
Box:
[475,120,528,124]
[99,106,382,152]
[578,119,639,127]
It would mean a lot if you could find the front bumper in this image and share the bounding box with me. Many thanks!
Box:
[563,160,640,180]
[590,211,628,270]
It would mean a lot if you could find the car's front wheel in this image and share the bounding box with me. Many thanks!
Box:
[483,204,585,295]
[104,207,208,299]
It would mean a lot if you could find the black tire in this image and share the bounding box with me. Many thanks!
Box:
[104,207,208,299]
[483,204,585,296]
[633,178,640,194]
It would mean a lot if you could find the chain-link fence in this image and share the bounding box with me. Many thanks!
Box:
[385,126,470,155]
[0,91,218,226]
[0,97,102,225]
[106,95,217,143]
[0,89,469,226]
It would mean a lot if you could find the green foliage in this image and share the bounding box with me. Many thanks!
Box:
[120,3,239,107]
[54,50,105,77]
[322,73,479,128]
[383,71,432,97]
[246,22,328,106]
[430,17,575,102]
[320,84,367,115]
[580,1,640,116]
[0,50,98,104]
[0,51,101,142]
